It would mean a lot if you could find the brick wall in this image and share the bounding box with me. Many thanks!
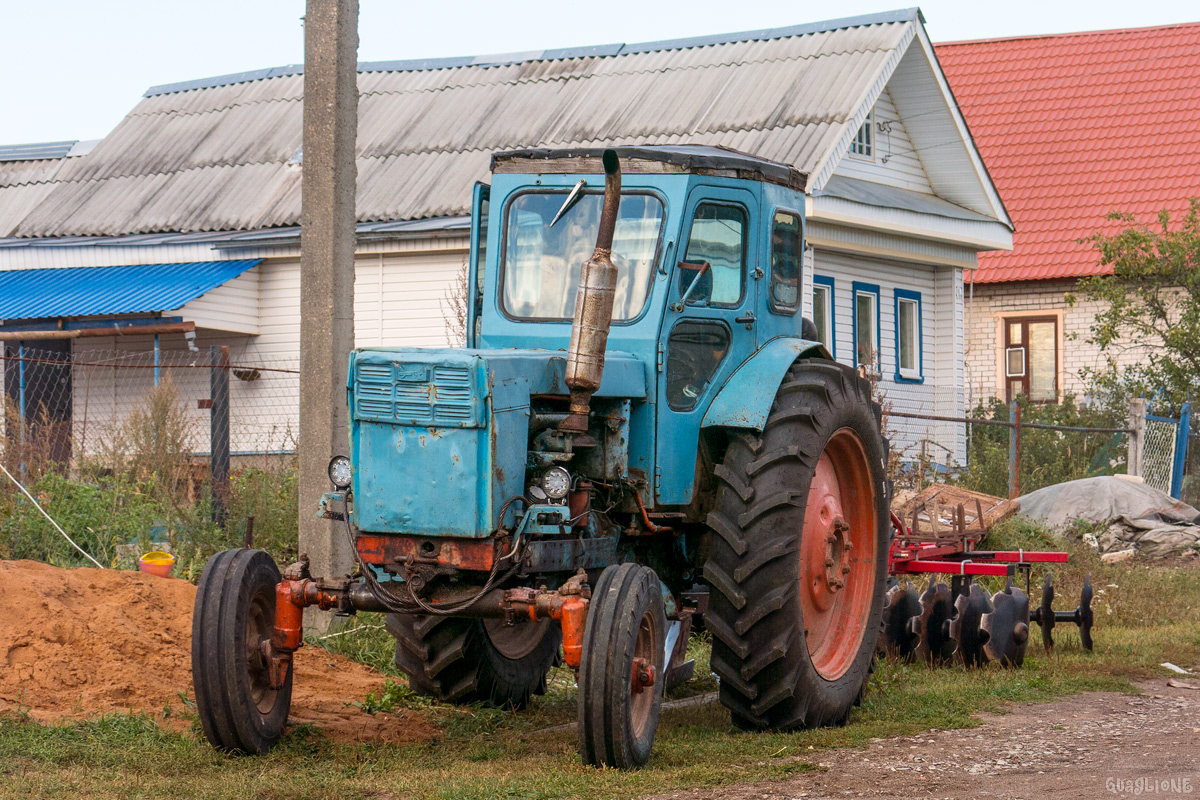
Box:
[963,278,1159,407]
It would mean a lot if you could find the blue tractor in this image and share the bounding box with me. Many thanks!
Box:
[192,145,890,768]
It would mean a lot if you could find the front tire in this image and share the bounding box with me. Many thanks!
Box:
[192,548,293,754]
[577,563,667,769]
[704,359,888,730]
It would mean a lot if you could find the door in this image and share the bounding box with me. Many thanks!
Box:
[3,338,73,467]
[655,186,759,505]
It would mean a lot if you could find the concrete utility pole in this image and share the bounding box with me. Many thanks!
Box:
[299,0,358,629]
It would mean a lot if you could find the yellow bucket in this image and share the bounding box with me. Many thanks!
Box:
[139,551,174,578]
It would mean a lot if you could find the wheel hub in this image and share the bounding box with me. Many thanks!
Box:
[631,657,656,694]
[824,518,853,592]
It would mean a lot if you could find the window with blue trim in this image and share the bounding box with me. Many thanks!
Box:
[852,282,880,370]
[894,289,923,382]
[812,275,834,353]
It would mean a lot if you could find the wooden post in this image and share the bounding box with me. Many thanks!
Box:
[1128,397,1147,478]
[298,0,359,624]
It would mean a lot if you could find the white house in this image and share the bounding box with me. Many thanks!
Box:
[0,8,1012,465]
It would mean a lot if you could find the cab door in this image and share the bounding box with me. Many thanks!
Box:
[655,185,759,506]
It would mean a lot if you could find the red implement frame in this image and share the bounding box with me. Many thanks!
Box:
[888,507,1069,579]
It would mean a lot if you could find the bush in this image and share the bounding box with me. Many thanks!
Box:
[953,395,1125,498]
[0,463,298,579]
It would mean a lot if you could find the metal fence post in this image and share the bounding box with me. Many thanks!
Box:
[1170,401,1190,499]
[1128,397,1147,479]
[1008,400,1021,499]
[210,345,231,527]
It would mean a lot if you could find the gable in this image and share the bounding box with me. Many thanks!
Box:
[833,86,932,194]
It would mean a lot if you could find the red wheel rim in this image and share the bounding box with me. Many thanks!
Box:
[629,610,657,738]
[799,427,877,681]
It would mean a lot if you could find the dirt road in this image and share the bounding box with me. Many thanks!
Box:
[650,681,1199,800]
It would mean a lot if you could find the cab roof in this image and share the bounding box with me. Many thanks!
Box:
[491,145,807,192]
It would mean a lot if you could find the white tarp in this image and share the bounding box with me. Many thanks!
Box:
[1018,476,1200,558]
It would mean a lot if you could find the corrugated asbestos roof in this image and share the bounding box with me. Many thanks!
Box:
[5,9,923,238]
[938,22,1200,283]
[0,260,261,320]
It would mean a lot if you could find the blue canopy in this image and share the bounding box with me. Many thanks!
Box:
[0,260,261,321]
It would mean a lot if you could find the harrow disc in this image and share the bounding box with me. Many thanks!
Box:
[950,583,993,668]
[1079,575,1094,651]
[881,580,922,659]
[914,581,956,666]
[1037,572,1056,652]
[982,581,1030,667]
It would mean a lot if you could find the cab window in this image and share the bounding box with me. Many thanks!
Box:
[677,203,746,306]
[769,211,801,313]
[665,320,732,410]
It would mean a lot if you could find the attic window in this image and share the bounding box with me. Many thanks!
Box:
[850,108,874,160]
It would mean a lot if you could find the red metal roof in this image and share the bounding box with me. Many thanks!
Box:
[937,23,1200,284]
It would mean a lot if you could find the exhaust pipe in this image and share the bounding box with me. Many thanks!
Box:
[559,149,622,433]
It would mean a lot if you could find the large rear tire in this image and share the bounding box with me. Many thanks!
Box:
[192,548,293,754]
[386,612,560,708]
[704,359,888,730]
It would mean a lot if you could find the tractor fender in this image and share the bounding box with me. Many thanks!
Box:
[701,337,827,431]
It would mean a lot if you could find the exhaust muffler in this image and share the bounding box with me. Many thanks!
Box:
[559,149,621,433]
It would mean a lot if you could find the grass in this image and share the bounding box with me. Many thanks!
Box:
[2,518,1198,800]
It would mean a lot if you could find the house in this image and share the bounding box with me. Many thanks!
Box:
[937,22,1200,408]
[0,8,1012,465]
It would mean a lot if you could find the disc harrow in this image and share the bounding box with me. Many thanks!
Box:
[882,502,1095,669]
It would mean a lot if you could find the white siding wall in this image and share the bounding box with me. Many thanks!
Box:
[814,249,965,465]
[832,87,933,194]
[177,267,261,334]
[52,245,467,457]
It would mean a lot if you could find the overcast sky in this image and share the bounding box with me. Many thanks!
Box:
[3,0,1197,144]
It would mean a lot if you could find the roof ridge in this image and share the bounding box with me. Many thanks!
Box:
[143,7,919,97]
[356,42,899,100]
[937,18,1200,48]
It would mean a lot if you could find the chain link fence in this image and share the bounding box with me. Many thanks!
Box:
[1142,416,1178,496]
[0,344,301,576]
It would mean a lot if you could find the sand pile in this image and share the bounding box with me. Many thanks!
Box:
[0,560,436,745]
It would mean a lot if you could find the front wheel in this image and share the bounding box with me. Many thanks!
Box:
[192,548,292,754]
[704,359,889,730]
[577,563,667,769]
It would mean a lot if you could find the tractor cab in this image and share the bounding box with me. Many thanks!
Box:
[473,146,816,510]
[193,146,889,772]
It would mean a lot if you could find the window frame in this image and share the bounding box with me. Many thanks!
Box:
[679,200,749,309]
[496,186,667,325]
[812,274,835,355]
[849,107,875,161]
[852,281,881,371]
[893,289,923,383]
[768,208,803,315]
[1003,315,1059,403]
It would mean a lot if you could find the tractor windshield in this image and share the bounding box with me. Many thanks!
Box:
[502,190,664,321]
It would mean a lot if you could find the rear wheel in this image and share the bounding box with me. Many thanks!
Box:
[192,548,292,754]
[386,612,560,708]
[704,359,888,730]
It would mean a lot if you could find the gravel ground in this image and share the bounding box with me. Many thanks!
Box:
[649,680,1199,800]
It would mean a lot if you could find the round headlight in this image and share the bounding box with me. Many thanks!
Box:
[540,467,571,501]
[328,455,353,489]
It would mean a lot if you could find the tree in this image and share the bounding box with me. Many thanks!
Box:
[1070,198,1200,413]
